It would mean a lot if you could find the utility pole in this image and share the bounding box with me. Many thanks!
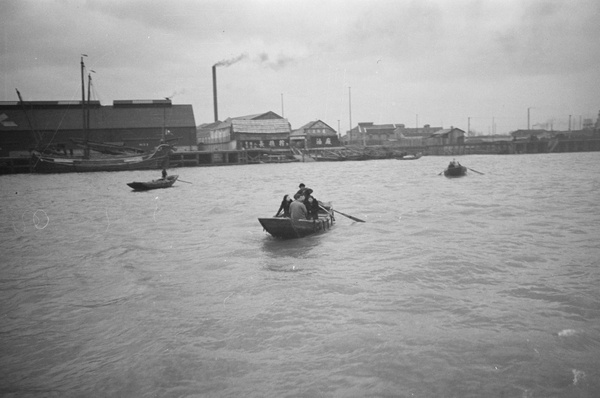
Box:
[527,107,531,130]
[467,117,471,136]
[281,93,284,117]
[569,115,572,132]
[81,55,89,159]
[348,87,353,144]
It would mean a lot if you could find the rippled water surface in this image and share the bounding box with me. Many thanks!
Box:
[1,153,600,397]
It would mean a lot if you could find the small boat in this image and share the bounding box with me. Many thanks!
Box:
[398,152,422,160]
[127,175,178,191]
[258,202,334,239]
[444,165,467,177]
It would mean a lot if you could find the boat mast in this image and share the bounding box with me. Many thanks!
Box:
[87,71,94,133]
[163,104,166,143]
[15,89,42,149]
[81,55,89,159]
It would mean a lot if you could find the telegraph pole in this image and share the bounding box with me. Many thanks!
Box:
[348,87,353,143]
[467,117,471,136]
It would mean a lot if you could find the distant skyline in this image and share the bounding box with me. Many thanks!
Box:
[2,0,599,135]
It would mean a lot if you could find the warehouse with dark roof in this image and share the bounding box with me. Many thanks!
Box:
[0,99,196,157]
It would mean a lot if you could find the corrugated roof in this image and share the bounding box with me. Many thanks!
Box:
[430,128,464,137]
[290,120,337,137]
[231,119,291,134]
[229,111,283,121]
[290,121,315,137]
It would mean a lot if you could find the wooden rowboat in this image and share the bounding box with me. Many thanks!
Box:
[444,165,467,177]
[259,203,334,239]
[127,175,178,191]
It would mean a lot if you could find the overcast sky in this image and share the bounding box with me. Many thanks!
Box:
[2,0,599,134]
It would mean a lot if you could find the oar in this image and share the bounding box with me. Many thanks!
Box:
[320,205,365,223]
[466,167,484,175]
[438,170,445,175]
[177,179,193,184]
[334,209,365,223]
[335,209,366,223]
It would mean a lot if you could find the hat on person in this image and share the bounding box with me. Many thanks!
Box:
[304,188,313,196]
[299,183,305,188]
[294,193,302,200]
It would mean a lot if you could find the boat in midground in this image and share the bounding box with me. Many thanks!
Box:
[444,164,467,177]
[31,144,172,173]
[258,202,335,239]
[127,174,178,191]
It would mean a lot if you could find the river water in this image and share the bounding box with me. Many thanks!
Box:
[1,152,599,398]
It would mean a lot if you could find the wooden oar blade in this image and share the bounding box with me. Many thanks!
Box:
[467,167,484,175]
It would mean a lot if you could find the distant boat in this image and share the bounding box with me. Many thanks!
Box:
[258,202,334,239]
[127,174,178,191]
[16,57,173,174]
[398,152,422,160]
[444,164,467,177]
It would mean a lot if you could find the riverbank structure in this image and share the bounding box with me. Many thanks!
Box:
[0,98,196,157]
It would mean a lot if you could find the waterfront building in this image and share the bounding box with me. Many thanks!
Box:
[345,122,444,146]
[290,120,341,149]
[425,127,466,146]
[197,111,291,152]
[345,123,398,145]
[510,129,556,141]
[395,124,443,147]
[0,99,196,157]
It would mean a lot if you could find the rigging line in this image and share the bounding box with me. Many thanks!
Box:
[35,85,81,153]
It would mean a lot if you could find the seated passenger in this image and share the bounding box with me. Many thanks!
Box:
[289,193,308,221]
[274,194,293,217]
[307,196,320,220]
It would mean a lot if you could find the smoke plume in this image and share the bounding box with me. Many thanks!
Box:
[214,53,248,67]
[213,52,298,70]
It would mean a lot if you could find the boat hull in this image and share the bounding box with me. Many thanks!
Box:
[259,203,334,239]
[31,144,172,173]
[258,216,334,239]
[127,175,178,191]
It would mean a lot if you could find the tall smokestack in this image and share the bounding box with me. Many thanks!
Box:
[212,65,218,122]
